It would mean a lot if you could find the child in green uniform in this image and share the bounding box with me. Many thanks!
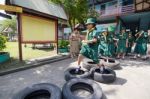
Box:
[107,32,116,57]
[98,30,109,57]
[126,32,134,55]
[98,29,115,57]
[77,18,101,69]
[134,30,148,58]
[116,28,128,59]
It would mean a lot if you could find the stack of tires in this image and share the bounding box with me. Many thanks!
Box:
[63,67,103,99]
[63,59,117,99]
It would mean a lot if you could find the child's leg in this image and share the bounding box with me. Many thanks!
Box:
[77,54,84,66]
[70,52,74,58]
[117,53,121,58]
[122,53,125,59]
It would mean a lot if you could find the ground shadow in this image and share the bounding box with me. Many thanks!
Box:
[118,57,150,68]
[0,57,26,71]
[103,88,118,96]
[113,66,123,70]
[109,77,127,85]
[101,93,108,99]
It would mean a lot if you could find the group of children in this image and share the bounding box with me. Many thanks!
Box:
[98,29,148,59]
[69,18,149,69]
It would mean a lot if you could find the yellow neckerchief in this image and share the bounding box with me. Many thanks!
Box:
[102,32,107,41]
[86,28,95,40]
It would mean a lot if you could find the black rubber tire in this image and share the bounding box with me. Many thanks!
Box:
[62,78,103,99]
[99,58,120,69]
[13,83,62,99]
[90,67,116,83]
[64,67,91,81]
[82,60,97,71]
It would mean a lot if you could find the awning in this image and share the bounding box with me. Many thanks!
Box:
[5,0,68,20]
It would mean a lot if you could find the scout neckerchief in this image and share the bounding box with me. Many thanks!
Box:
[102,32,107,42]
[135,31,144,42]
[86,28,95,40]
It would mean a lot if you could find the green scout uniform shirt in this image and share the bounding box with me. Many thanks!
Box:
[127,35,134,53]
[98,33,108,56]
[134,32,148,55]
[117,32,128,53]
[107,34,115,56]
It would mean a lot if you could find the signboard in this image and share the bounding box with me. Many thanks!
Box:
[21,14,57,43]
[0,4,22,13]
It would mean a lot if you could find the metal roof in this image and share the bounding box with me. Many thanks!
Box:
[5,0,68,20]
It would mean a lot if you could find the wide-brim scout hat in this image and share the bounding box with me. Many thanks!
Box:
[85,18,96,25]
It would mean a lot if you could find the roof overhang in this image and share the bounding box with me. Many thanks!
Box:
[120,11,150,23]
[97,16,117,24]
[5,0,68,20]
[0,12,12,19]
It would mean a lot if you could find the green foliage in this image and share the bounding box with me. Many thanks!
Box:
[49,0,99,29]
[0,35,7,51]
[87,8,100,19]
[58,40,69,48]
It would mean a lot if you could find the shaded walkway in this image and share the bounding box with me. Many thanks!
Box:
[0,58,150,99]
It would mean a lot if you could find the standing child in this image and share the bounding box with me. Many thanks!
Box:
[126,32,134,55]
[98,29,109,57]
[107,31,116,57]
[69,24,81,58]
[134,30,148,59]
[116,28,128,59]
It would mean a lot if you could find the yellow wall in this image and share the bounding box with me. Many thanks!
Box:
[21,14,56,43]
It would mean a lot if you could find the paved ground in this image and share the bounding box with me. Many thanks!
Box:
[0,58,150,99]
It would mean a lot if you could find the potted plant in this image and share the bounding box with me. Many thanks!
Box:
[58,40,69,53]
[0,35,10,64]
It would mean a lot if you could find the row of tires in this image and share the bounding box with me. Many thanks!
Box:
[65,67,116,84]
[13,79,103,99]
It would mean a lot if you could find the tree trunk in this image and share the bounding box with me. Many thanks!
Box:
[69,17,73,31]
[73,17,76,28]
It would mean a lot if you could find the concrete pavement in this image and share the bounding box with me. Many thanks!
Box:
[0,58,150,99]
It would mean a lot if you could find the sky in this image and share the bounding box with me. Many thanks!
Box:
[0,0,5,20]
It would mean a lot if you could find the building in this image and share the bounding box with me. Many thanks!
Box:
[88,0,150,34]
[0,26,18,41]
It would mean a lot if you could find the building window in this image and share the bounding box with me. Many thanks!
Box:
[95,5,100,12]
[101,4,106,14]
[122,0,133,6]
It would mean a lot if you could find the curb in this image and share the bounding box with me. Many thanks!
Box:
[0,55,70,76]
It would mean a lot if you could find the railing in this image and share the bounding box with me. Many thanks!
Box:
[98,4,135,17]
